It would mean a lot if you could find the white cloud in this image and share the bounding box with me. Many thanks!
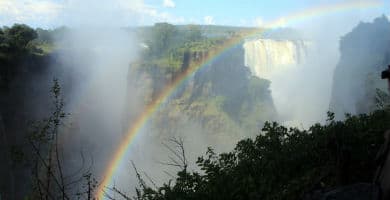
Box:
[204,16,215,25]
[0,0,63,27]
[252,16,287,28]
[271,17,287,28]
[119,0,188,25]
[0,0,186,27]
[120,0,184,24]
[239,19,249,26]
[253,17,264,27]
[163,0,175,8]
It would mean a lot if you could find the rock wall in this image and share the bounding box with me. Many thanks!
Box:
[329,16,390,117]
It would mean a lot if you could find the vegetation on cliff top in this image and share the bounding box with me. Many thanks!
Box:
[123,108,390,200]
[128,23,277,140]
[0,24,46,89]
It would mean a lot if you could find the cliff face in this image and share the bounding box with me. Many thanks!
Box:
[0,54,50,199]
[243,39,310,79]
[126,44,277,145]
[329,16,390,117]
[190,46,276,131]
[0,51,77,199]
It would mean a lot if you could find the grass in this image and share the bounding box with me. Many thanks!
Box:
[34,42,56,55]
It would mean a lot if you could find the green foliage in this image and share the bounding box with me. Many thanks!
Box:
[33,42,55,55]
[133,109,390,200]
[0,24,40,89]
[34,26,68,54]
[148,23,178,57]
[36,28,53,43]
[183,25,203,42]
[136,24,222,77]
[0,24,58,90]
[376,88,390,109]
[0,24,38,60]
[237,77,274,133]
[2,24,37,51]
[142,23,211,60]
[135,27,276,138]
[176,37,223,52]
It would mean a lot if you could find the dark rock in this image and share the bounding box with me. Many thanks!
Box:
[305,183,380,200]
[329,15,390,118]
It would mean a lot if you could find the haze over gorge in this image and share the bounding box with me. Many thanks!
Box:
[0,0,389,199]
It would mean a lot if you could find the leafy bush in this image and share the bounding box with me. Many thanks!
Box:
[131,109,390,200]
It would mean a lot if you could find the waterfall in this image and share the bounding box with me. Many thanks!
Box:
[243,38,332,128]
[243,39,310,79]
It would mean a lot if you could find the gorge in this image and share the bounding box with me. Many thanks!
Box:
[1,16,389,199]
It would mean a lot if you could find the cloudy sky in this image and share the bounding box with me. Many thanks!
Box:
[0,0,388,28]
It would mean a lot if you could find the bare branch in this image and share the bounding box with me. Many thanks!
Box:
[29,139,70,200]
[131,161,147,190]
[143,172,158,189]
[159,137,188,171]
[106,186,132,200]
[64,150,86,181]
[163,171,175,179]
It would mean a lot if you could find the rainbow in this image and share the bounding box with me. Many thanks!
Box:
[96,0,382,198]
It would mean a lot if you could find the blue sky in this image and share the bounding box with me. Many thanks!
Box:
[154,0,332,24]
[0,0,388,28]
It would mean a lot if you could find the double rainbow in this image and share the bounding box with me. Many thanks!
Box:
[97,1,382,198]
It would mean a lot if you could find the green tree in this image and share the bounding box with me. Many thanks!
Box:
[150,23,177,56]
[0,24,38,89]
[3,24,37,51]
[124,109,390,200]
[184,25,203,42]
[36,28,53,43]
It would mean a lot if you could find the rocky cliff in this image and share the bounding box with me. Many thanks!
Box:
[125,43,277,147]
[329,16,390,118]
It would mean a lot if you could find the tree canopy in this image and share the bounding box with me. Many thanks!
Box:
[128,109,390,200]
[1,24,37,52]
[0,24,39,89]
